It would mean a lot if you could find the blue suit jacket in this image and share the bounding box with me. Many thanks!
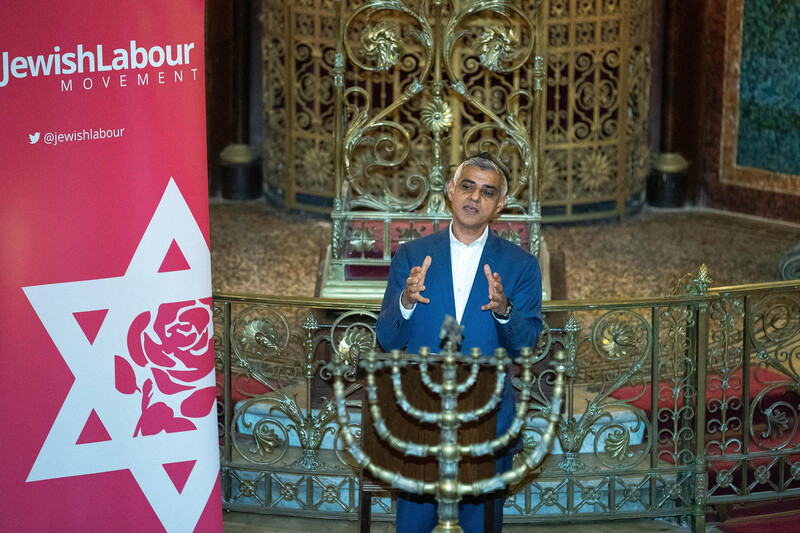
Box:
[375,227,543,436]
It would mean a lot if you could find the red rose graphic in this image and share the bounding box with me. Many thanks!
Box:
[115,298,216,436]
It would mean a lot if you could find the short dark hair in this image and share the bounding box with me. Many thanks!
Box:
[451,151,510,196]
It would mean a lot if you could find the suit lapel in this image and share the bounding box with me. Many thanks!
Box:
[461,229,501,326]
[431,229,456,320]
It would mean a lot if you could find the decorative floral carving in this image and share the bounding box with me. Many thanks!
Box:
[623,486,641,502]
[349,226,376,253]
[582,485,600,504]
[541,153,563,199]
[549,24,568,47]
[595,312,648,360]
[575,23,595,45]
[262,0,651,222]
[279,482,298,501]
[239,479,257,498]
[397,225,424,246]
[476,27,520,71]
[575,149,613,194]
[337,326,375,368]
[243,317,280,354]
[695,472,707,506]
[604,428,633,461]
[754,465,771,485]
[558,418,586,454]
[603,0,620,14]
[550,0,569,18]
[751,293,800,347]
[420,99,453,134]
[520,434,539,459]
[562,312,581,378]
[556,418,590,472]
[716,469,733,488]
[289,400,339,470]
[762,404,790,440]
[297,143,333,192]
[577,0,595,17]
[252,422,280,455]
[663,480,681,500]
[322,484,339,504]
[262,134,286,189]
[350,150,384,196]
[671,264,713,296]
[602,20,620,43]
[696,264,711,293]
[541,487,560,506]
[499,227,522,246]
[302,312,319,332]
[790,462,800,480]
[564,313,581,334]
[600,321,638,359]
[361,21,401,70]
[626,139,649,193]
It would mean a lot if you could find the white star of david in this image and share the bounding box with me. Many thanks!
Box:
[23,179,219,533]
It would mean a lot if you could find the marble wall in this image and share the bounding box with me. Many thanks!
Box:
[736,1,800,176]
[673,0,800,222]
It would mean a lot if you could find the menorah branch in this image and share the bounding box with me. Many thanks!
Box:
[330,343,566,533]
[455,357,507,423]
[389,367,443,423]
[365,371,439,457]
[332,370,437,495]
[460,373,566,497]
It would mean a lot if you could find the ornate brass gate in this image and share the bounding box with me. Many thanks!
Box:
[260,0,651,221]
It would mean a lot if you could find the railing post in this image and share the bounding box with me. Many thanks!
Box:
[331,0,344,266]
[741,294,751,492]
[222,300,232,504]
[650,305,660,508]
[692,297,709,532]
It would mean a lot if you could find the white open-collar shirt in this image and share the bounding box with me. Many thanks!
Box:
[448,222,488,323]
[399,223,490,324]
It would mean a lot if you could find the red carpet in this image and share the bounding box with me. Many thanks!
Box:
[711,497,800,532]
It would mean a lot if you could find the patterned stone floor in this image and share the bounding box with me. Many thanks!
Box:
[210,200,800,300]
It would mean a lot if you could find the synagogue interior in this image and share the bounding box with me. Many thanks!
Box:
[203,1,800,532]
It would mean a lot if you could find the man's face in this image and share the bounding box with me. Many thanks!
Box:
[446,165,507,233]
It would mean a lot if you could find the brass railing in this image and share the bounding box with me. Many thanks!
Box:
[214,278,800,530]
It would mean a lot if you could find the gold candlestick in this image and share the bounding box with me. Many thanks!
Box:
[329,336,566,533]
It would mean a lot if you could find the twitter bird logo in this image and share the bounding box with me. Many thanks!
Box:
[29,132,40,144]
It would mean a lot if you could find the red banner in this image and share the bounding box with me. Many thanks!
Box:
[0,2,222,531]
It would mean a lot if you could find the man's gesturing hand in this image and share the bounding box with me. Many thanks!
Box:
[481,264,509,315]
[401,255,432,309]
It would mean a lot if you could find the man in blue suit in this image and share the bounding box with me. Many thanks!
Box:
[375,154,543,533]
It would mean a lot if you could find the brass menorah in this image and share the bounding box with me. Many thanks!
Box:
[330,340,566,533]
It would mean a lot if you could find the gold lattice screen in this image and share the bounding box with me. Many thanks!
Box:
[261,0,651,221]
